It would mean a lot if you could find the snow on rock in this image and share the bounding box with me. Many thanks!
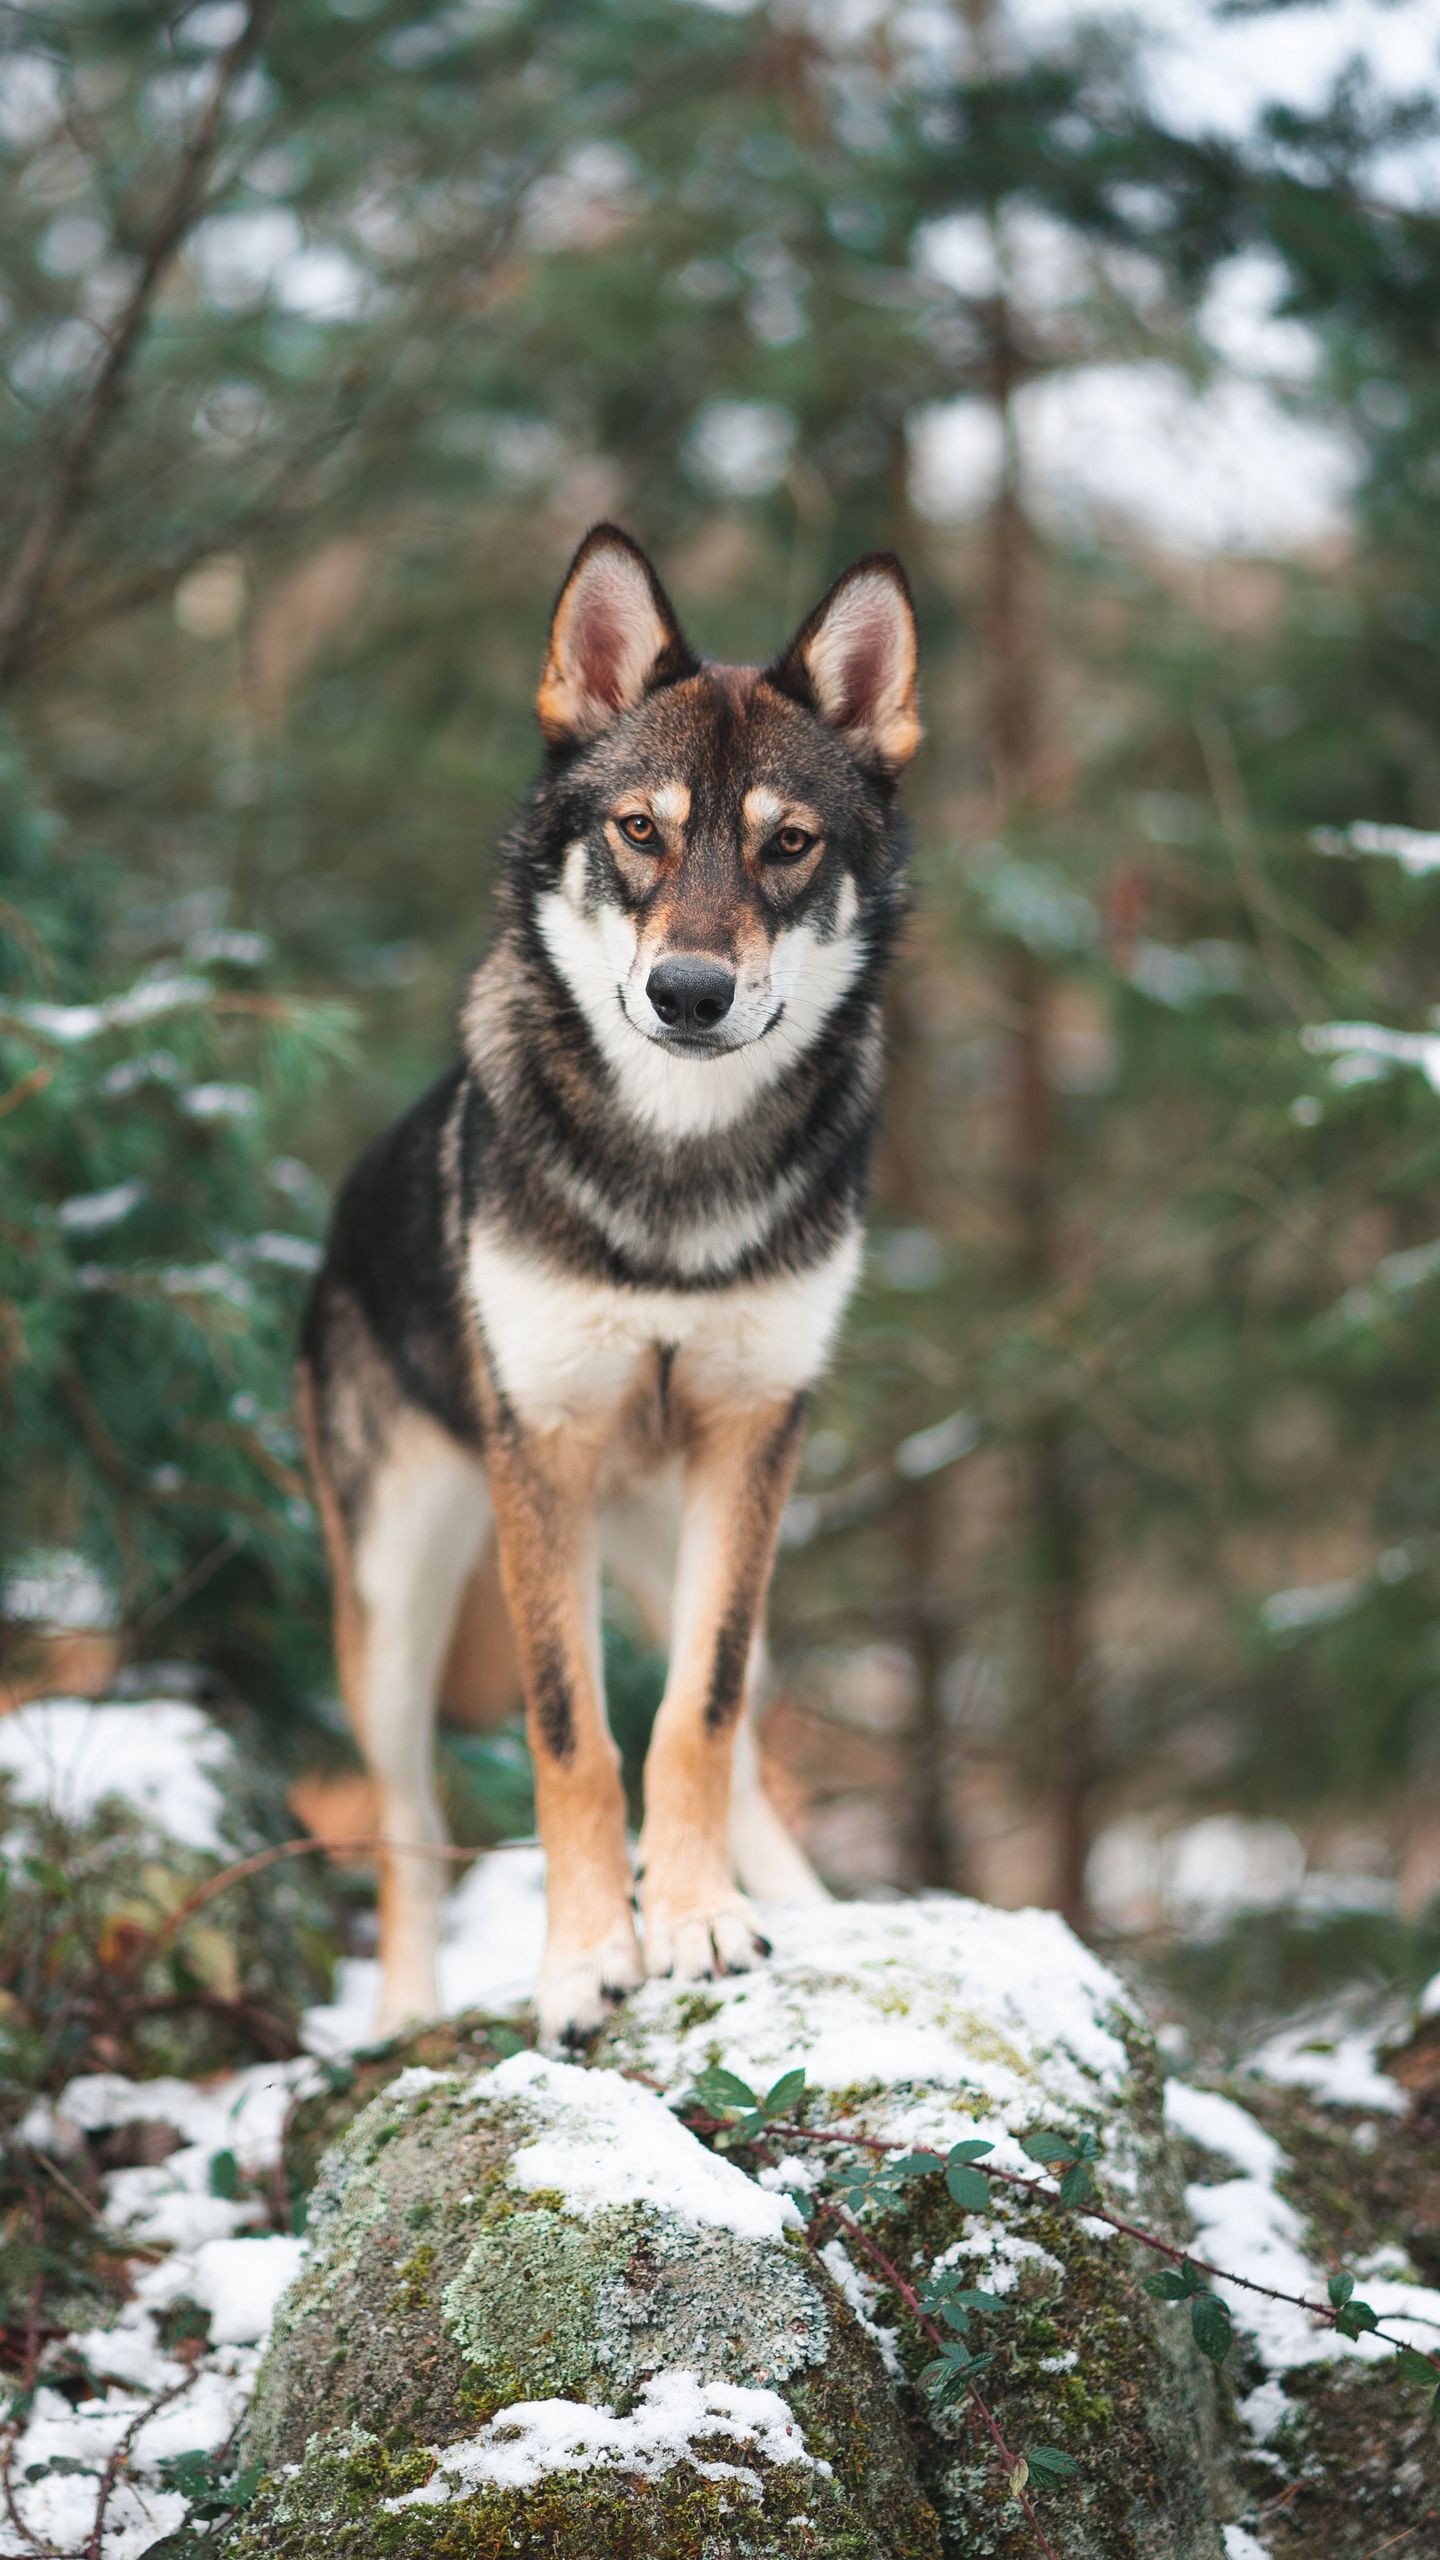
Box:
[382,2373,822,2506]
[485,2050,799,2242]
[237,2042,940,2559]
[598,1893,1142,2181]
[0,1695,233,1853]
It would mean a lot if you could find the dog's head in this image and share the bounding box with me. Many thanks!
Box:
[517,525,919,1131]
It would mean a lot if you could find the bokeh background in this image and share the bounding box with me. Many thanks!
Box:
[7,0,1440,2011]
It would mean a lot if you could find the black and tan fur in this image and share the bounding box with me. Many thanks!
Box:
[300,525,921,2044]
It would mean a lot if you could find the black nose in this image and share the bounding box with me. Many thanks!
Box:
[646,955,736,1035]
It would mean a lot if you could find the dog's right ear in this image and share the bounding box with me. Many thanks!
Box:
[536,526,696,748]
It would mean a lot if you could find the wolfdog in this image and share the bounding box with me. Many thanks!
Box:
[298,525,921,2044]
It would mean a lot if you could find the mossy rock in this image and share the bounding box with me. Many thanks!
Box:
[0,1694,341,2080]
[1184,2074,1440,2552]
[596,1897,1226,2559]
[284,2011,535,2200]
[238,2052,941,2559]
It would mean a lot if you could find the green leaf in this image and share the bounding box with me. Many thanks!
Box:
[208,2149,240,2200]
[1021,2130,1075,2165]
[1059,2160,1096,2207]
[1190,2291,1233,2365]
[892,2151,945,2180]
[940,2301,972,2335]
[950,2287,1007,2313]
[691,2066,758,2113]
[762,2068,806,2118]
[1026,2446,1082,2485]
[1335,2299,1380,2340]
[1328,2270,1354,2308]
[489,2025,525,2060]
[1143,2269,1194,2302]
[947,2139,995,2165]
[1393,2347,1438,2388]
[945,2163,992,2211]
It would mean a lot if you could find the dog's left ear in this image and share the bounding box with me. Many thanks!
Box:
[537,524,696,747]
[768,555,921,775]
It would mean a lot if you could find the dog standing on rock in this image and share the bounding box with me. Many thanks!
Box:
[299,526,921,2046]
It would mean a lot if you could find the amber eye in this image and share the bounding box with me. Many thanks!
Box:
[769,825,815,863]
[617,812,657,847]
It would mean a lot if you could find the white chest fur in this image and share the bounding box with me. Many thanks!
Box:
[468,1220,862,1430]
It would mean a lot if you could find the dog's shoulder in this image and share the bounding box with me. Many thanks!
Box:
[304,1060,489,1448]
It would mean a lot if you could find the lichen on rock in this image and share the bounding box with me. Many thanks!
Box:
[597,1897,1226,2559]
[238,2048,942,2557]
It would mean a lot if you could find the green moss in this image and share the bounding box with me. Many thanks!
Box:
[284,2013,534,2199]
[839,2099,1220,2559]
[241,2065,941,2556]
[230,2422,935,2560]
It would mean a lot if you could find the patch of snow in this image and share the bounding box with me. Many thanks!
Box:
[1163,2081,1283,2180]
[182,1080,259,1121]
[1223,2529,1271,2560]
[245,1229,323,1272]
[1088,1813,1316,1933]
[1182,2082,1440,2376]
[1313,821,1440,878]
[2,1549,115,1631]
[183,2235,306,2345]
[488,2052,799,2243]
[4,2055,309,2555]
[383,2372,821,2507]
[0,1698,235,1854]
[56,1180,147,1235]
[1248,2022,1405,2116]
[1238,2376,1293,2446]
[1303,1019,1440,1094]
[1419,1971,1440,2021]
[1260,1574,1364,1638]
[15,971,215,1044]
[818,2240,903,2376]
[1164,1817,1306,1924]
[187,926,273,967]
[930,2225,1065,2296]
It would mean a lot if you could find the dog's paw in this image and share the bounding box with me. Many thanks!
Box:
[641,1892,771,1985]
[535,1918,644,2051]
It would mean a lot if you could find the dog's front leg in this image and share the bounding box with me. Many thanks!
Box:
[639,1393,806,1980]
[486,1422,640,2046]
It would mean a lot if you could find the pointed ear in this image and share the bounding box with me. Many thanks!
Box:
[536,524,696,747]
[768,554,921,774]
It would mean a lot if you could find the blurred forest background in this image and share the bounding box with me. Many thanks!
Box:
[6,0,1440,1989]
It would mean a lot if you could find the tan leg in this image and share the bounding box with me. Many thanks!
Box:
[299,1374,488,2035]
[485,1421,641,2046]
[354,1419,490,2031]
[639,1394,806,1979]
[730,1703,827,1904]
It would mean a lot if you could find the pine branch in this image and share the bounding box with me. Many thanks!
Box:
[0,0,273,693]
